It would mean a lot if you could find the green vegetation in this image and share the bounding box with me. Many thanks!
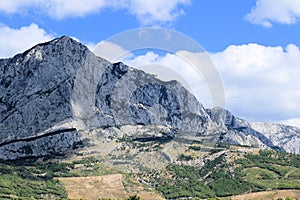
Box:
[0,160,68,199]
[236,150,300,191]
[127,194,141,200]
[152,154,252,198]
[155,164,215,199]
[0,148,299,199]
[148,149,300,199]
[0,157,121,199]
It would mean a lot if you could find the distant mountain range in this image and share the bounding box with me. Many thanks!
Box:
[0,36,299,160]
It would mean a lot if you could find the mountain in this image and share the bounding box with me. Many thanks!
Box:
[207,107,300,154]
[0,36,299,160]
[250,122,300,154]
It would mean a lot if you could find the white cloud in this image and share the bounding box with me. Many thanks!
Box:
[211,43,300,121]
[0,0,119,17]
[0,0,190,25]
[246,0,300,27]
[92,41,132,61]
[128,0,190,25]
[0,0,37,14]
[0,23,53,58]
[43,0,122,20]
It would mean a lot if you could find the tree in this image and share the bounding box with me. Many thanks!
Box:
[127,194,141,200]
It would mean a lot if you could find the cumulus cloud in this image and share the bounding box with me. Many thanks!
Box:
[0,0,190,25]
[246,0,300,27]
[92,41,132,61]
[211,43,300,121]
[127,0,190,25]
[43,0,122,20]
[0,23,53,58]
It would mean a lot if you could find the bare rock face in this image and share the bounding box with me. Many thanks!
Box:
[207,107,300,154]
[95,62,210,133]
[250,122,300,154]
[0,128,81,160]
[0,37,299,160]
[0,37,89,159]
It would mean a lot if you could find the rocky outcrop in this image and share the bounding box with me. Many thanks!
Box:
[95,62,210,133]
[250,122,300,154]
[0,37,91,159]
[208,107,300,154]
[0,128,81,160]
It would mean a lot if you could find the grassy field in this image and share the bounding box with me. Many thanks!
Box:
[59,174,164,200]
[58,174,127,199]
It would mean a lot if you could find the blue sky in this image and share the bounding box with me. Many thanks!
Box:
[0,0,300,126]
[1,0,299,52]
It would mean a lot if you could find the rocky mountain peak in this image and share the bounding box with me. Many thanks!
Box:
[0,37,299,160]
[0,36,92,159]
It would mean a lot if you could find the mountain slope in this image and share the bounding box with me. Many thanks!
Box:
[0,36,299,160]
[208,107,300,154]
[0,37,89,159]
[0,36,214,159]
[251,122,300,154]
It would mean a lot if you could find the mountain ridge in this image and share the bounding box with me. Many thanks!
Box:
[0,36,299,160]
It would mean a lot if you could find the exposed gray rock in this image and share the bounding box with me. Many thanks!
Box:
[0,37,90,159]
[0,129,81,160]
[95,62,210,134]
[207,107,299,154]
[207,107,249,129]
[250,122,300,154]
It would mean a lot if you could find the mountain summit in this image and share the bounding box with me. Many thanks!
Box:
[0,37,299,160]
